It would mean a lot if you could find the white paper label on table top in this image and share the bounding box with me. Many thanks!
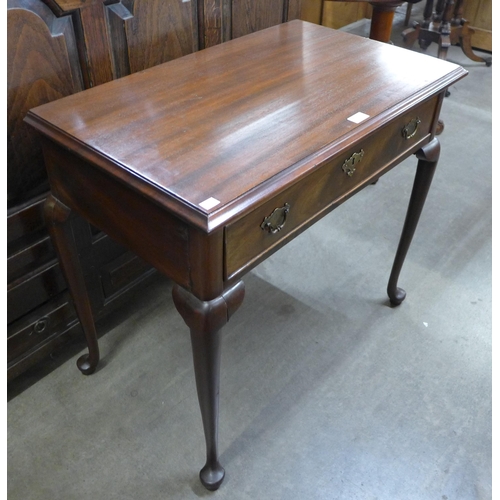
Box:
[347,112,370,124]
[199,197,221,210]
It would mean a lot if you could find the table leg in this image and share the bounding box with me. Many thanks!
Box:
[387,138,440,305]
[456,21,492,66]
[172,280,245,491]
[44,195,100,374]
[369,2,402,43]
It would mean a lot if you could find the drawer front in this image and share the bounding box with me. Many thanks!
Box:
[7,261,67,324]
[7,292,77,364]
[8,235,54,284]
[7,194,47,246]
[7,193,56,285]
[225,96,438,279]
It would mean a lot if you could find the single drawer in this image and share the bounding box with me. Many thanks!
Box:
[7,260,67,324]
[7,193,47,246]
[7,292,77,364]
[225,96,438,279]
[7,234,54,284]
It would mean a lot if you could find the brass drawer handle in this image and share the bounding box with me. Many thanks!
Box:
[342,149,364,177]
[402,117,421,140]
[260,203,290,234]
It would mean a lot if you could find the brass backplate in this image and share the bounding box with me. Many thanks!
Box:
[260,203,290,234]
[342,149,364,177]
[402,117,421,140]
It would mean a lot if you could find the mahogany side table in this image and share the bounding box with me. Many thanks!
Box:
[25,21,467,491]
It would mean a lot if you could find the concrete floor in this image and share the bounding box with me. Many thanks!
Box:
[8,6,492,500]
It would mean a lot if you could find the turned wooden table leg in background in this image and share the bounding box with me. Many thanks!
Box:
[387,138,440,305]
[44,195,100,374]
[369,1,402,42]
[172,281,245,491]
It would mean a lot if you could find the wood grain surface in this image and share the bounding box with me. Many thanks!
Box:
[26,21,466,231]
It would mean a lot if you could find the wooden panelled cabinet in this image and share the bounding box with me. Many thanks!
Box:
[7,0,302,381]
[463,0,492,52]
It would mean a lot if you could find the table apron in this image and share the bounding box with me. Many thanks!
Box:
[42,138,193,291]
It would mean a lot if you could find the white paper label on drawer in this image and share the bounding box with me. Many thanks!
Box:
[347,112,370,124]
[199,197,220,210]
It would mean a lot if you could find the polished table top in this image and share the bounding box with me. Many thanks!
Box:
[27,20,465,232]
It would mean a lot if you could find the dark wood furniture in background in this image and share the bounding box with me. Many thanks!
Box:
[462,0,492,53]
[303,0,423,43]
[7,0,301,382]
[363,0,422,42]
[26,21,466,490]
[402,0,492,65]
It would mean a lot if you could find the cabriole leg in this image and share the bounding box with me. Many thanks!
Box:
[387,138,440,305]
[44,195,100,374]
[172,281,245,490]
